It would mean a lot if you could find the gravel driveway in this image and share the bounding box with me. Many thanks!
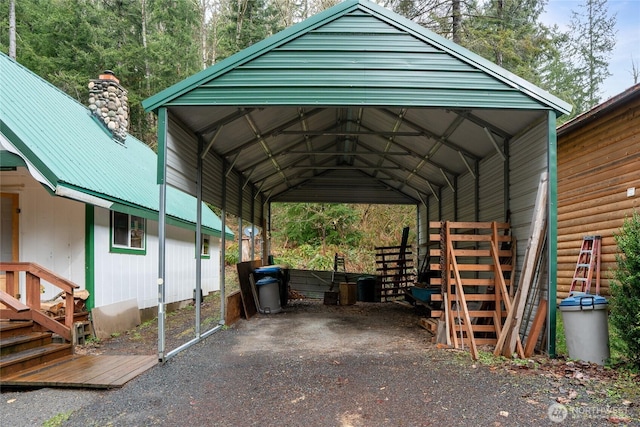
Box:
[2,300,637,426]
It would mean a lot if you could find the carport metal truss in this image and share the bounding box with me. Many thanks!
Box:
[174,104,523,205]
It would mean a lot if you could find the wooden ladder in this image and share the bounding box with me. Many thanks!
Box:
[569,236,601,295]
[331,253,347,287]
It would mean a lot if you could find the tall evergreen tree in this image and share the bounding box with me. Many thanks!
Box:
[217,0,282,59]
[567,0,617,110]
[461,0,552,85]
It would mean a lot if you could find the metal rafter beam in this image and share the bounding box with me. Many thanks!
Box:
[195,108,253,135]
[372,108,406,178]
[356,127,457,176]
[244,113,289,187]
[218,108,325,158]
[378,108,480,160]
[452,109,513,139]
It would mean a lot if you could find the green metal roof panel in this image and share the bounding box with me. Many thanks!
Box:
[143,0,571,115]
[0,53,232,238]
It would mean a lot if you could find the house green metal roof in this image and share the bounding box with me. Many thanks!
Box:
[0,52,232,238]
[143,0,571,115]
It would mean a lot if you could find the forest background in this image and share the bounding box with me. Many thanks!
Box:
[1,0,632,273]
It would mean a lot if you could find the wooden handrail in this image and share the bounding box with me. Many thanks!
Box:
[0,290,30,312]
[0,262,79,341]
[1,262,78,294]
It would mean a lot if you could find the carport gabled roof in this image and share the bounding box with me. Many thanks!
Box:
[142,0,571,207]
[143,0,570,114]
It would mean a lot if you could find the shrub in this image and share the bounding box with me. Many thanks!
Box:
[609,211,640,368]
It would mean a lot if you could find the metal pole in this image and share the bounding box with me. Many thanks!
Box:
[238,177,243,262]
[195,137,204,337]
[547,111,558,357]
[220,160,227,323]
[250,186,255,261]
[157,107,168,363]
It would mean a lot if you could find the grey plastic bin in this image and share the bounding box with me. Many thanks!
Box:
[256,277,282,314]
[558,292,609,365]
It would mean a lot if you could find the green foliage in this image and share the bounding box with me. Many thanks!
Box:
[268,203,414,272]
[217,0,283,60]
[609,211,640,368]
[272,203,363,249]
[225,242,240,265]
[43,411,73,427]
[556,314,567,356]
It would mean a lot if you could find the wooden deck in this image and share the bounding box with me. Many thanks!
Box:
[0,354,158,389]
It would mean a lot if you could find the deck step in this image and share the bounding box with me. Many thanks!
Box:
[0,343,73,377]
[1,332,53,356]
[0,320,35,339]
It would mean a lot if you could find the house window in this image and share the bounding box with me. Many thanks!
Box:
[111,212,146,254]
[199,234,211,259]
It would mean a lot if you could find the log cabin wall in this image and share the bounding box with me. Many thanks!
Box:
[557,86,640,300]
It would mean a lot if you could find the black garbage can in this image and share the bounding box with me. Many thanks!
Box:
[357,276,377,302]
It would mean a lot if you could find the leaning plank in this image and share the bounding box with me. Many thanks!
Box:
[495,172,548,357]
[236,260,262,319]
[225,290,244,326]
[447,237,478,360]
[524,299,548,357]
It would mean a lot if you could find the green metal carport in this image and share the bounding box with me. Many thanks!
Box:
[142,0,571,361]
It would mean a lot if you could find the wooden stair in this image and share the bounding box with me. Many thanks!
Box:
[0,320,73,377]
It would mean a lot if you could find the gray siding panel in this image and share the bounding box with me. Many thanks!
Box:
[478,153,505,222]
[166,117,198,196]
[509,121,547,258]
[509,120,548,345]
[457,172,476,222]
[441,187,455,221]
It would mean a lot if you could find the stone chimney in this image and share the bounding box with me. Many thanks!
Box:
[87,71,129,143]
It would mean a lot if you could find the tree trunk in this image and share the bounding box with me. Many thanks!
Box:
[451,0,461,44]
[9,0,16,59]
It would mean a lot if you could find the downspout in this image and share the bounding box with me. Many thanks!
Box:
[157,107,168,363]
[547,110,558,357]
[84,205,95,311]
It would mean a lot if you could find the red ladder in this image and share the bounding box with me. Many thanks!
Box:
[569,236,602,295]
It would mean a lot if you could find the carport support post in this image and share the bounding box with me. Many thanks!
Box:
[547,110,558,358]
[220,159,227,323]
[157,107,168,363]
[195,136,204,337]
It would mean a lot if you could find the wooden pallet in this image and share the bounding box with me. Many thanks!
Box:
[375,246,414,301]
[428,221,516,360]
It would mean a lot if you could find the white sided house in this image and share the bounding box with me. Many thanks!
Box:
[0,53,233,319]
